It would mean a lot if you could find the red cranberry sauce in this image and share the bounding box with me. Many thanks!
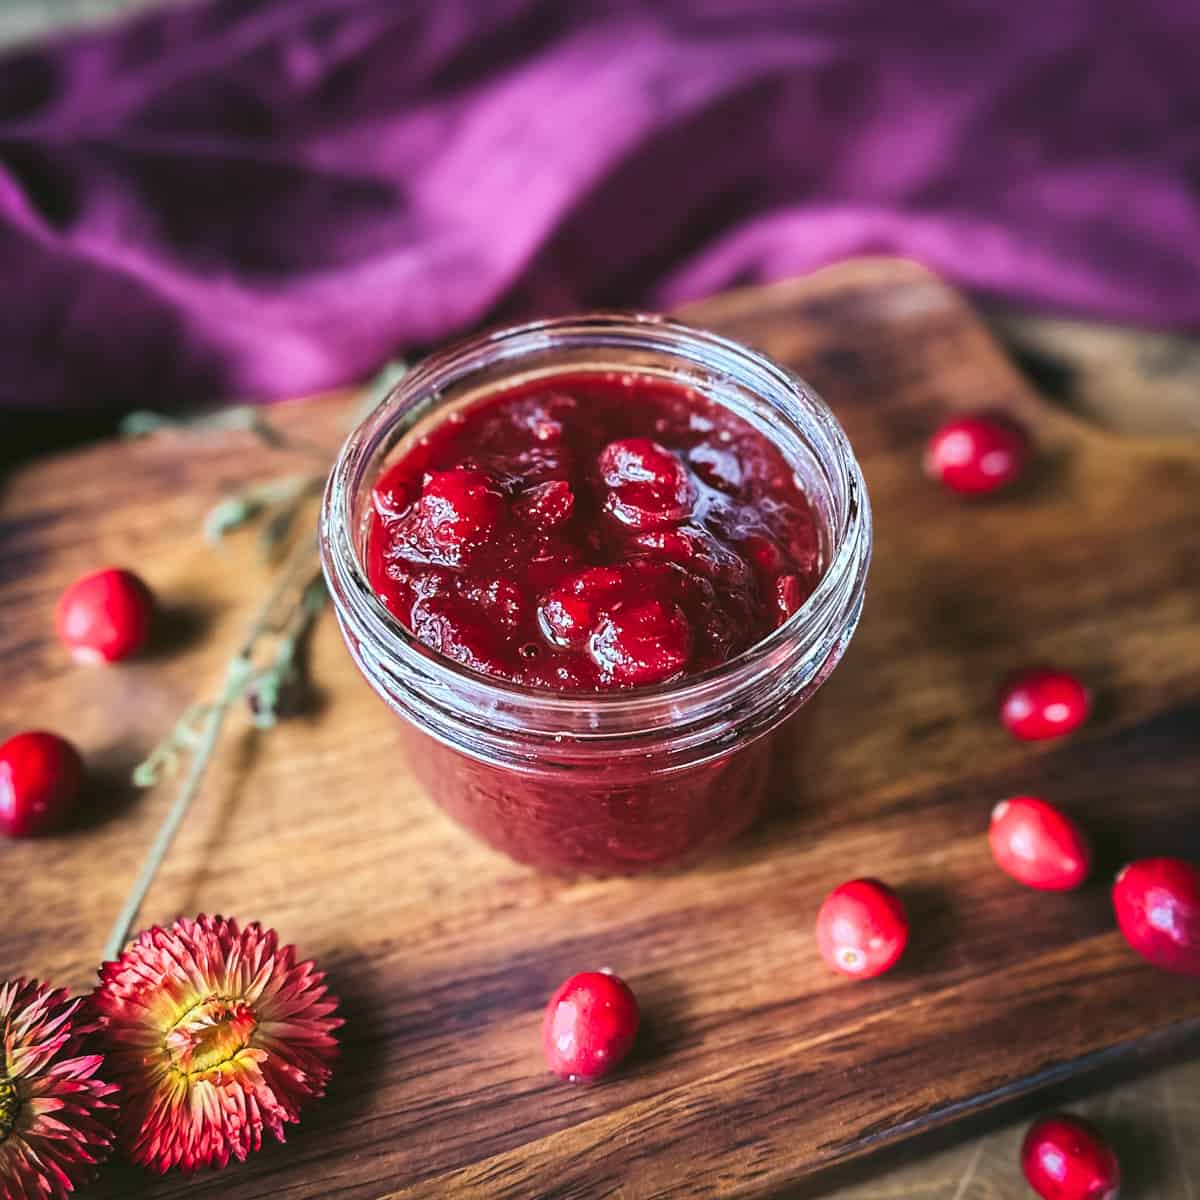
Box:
[366,372,823,690]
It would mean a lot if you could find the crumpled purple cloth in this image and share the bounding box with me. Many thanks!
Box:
[2,0,1198,411]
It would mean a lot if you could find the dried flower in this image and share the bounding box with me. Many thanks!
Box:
[0,979,116,1199]
[91,915,341,1174]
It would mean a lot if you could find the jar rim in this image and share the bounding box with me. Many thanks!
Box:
[320,312,871,746]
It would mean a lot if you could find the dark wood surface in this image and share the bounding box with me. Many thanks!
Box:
[1,259,1198,1199]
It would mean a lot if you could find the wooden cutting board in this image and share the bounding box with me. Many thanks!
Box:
[1,259,1198,1199]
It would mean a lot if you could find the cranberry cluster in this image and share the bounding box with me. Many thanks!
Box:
[366,374,821,690]
[2,567,153,837]
[525,404,1193,1200]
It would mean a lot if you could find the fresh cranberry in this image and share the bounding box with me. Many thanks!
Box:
[55,567,154,664]
[1021,1114,1120,1200]
[998,668,1091,741]
[0,731,84,837]
[1112,857,1200,977]
[542,970,640,1081]
[514,480,575,530]
[816,879,909,979]
[924,412,1030,495]
[989,797,1092,891]
[599,437,694,529]
[395,468,506,565]
[589,599,692,686]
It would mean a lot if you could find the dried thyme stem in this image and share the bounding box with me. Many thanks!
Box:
[102,539,318,961]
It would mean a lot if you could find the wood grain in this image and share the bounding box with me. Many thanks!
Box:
[1,259,1198,1199]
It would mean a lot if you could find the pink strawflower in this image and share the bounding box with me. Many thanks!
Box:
[91,915,341,1173]
[0,979,116,1199]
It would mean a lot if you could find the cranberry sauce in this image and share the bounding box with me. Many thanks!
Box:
[366,371,823,691]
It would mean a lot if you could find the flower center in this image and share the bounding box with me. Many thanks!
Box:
[165,995,258,1076]
[0,1074,19,1142]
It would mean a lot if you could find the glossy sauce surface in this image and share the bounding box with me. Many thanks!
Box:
[366,371,822,690]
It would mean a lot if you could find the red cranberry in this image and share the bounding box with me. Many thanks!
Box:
[538,592,596,649]
[537,567,625,649]
[515,389,577,444]
[631,527,748,592]
[408,594,508,677]
[629,528,698,562]
[514,479,575,529]
[542,970,640,1082]
[599,437,694,529]
[816,879,909,979]
[588,599,692,686]
[989,796,1092,891]
[1112,857,1200,977]
[599,437,682,489]
[1021,1114,1120,1200]
[924,412,1030,495]
[396,468,506,565]
[784,522,822,579]
[742,534,785,577]
[998,668,1091,741]
[55,567,154,664]
[0,731,84,837]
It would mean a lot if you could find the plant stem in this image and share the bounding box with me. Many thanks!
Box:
[102,538,318,961]
[120,407,332,464]
[102,698,226,962]
[103,362,404,961]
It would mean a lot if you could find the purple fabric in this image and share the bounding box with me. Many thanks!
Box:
[2,0,1198,411]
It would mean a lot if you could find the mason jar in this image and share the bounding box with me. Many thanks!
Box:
[320,314,871,874]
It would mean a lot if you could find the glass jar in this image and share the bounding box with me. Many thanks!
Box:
[320,314,871,874]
